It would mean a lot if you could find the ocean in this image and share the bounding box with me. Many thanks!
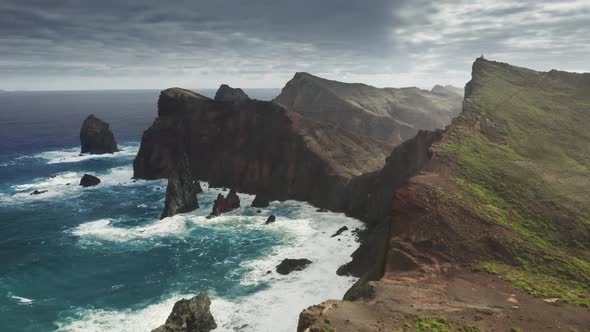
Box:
[0,89,362,332]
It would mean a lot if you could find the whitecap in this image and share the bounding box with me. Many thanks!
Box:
[36,144,139,164]
[10,295,34,305]
[70,217,190,242]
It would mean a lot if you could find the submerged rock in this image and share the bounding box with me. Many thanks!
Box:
[79,174,101,187]
[251,194,270,208]
[80,114,118,154]
[316,208,328,213]
[30,190,48,195]
[214,84,250,103]
[331,226,348,237]
[276,258,312,275]
[152,292,217,332]
[160,155,200,219]
[265,215,276,224]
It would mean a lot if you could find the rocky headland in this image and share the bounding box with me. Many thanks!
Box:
[80,114,118,154]
[297,59,590,331]
[142,60,590,331]
[133,85,392,212]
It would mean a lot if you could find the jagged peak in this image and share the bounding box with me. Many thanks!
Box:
[214,84,250,103]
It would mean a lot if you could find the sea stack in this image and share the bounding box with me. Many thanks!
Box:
[214,84,250,103]
[80,114,118,154]
[160,156,200,219]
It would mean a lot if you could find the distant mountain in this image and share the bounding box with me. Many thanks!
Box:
[274,73,462,145]
[431,84,463,97]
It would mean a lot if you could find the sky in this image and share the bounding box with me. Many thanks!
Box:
[1,0,589,91]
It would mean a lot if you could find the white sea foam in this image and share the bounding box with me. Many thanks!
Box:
[71,217,190,242]
[2,165,156,203]
[36,144,138,164]
[55,294,191,332]
[10,295,34,305]
[59,198,363,332]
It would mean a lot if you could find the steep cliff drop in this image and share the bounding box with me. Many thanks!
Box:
[80,114,118,154]
[274,72,462,145]
[298,58,590,332]
[133,85,392,212]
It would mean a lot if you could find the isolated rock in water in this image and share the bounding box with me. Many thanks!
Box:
[160,156,200,219]
[209,189,240,217]
[276,258,312,275]
[265,215,276,224]
[316,208,328,213]
[152,292,217,332]
[331,226,348,237]
[80,114,118,154]
[251,194,270,208]
[214,84,250,103]
[79,174,101,187]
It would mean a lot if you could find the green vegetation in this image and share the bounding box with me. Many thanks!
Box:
[411,317,480,332]
[436,59,590,306]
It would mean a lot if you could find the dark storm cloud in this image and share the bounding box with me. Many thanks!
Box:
[0,0,589,90]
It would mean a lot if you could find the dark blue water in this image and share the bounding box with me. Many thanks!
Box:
[0,90,360,332]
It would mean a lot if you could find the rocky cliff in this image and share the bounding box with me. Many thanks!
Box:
[80,114,118,154]
[298,58,590,331]
[134,86,392,211]
[274,72,462,145]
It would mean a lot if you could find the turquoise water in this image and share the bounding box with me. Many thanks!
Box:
[0,91,362,332]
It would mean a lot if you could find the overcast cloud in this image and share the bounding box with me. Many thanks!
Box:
[1,0,589,90]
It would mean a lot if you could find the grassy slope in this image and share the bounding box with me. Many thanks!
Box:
[436,59,590,306]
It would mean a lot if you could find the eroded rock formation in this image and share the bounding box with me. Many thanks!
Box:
[80,115,118,154]
[208,189,240,218]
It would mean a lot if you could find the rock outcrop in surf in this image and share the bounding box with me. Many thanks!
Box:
[208,189,240,218]
[80,115,118,154]
[152,293,217,332]
[79,174,101,187]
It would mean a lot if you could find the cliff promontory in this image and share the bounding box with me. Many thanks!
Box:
[133,86,392,211]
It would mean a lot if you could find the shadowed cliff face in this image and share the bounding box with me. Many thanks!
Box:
[80,114,118,154]
[274,72,462,145]
[134,87,391,211]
